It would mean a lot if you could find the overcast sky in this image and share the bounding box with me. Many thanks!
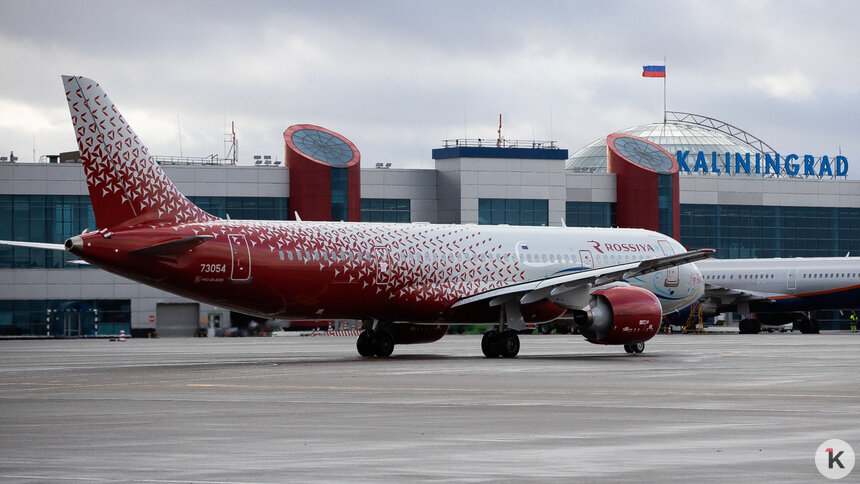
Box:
[2,0,859,175]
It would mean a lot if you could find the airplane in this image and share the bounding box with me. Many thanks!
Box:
[668,257,860,334]
[0,75,714,357]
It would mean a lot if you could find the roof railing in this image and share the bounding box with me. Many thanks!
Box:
[442,138,558,149]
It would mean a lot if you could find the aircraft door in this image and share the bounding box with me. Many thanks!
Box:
[578,250,593,269]
[786,267,797,290]
[372,246,392,286]
[228,234,252,282]
[658,240,679,287]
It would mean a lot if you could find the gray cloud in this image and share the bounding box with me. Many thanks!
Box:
[1,0,858,178]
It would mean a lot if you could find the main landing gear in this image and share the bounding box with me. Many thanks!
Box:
[623,342,645,354]
[738,318,762,334]
[356,329,395,358]
[481,329,520,358]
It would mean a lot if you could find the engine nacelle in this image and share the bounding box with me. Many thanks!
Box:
[575,286,662,345]
[391,323,448,345]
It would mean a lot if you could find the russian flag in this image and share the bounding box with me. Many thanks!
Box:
[520,244,529,250]
[642,64,666,78]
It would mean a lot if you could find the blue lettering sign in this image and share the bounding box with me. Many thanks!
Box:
[676,150,691,171]
[784,154,800,176]
[819,156,833,177]
[693,151,708,173]
[803,155,815,176]
[675,150,849,178]
[836,155,849,176]
[735,153,750,174]
[765,153,780,175]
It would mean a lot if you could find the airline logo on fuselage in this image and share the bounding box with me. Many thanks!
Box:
[588,240,655,255]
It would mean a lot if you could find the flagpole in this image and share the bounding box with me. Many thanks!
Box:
[663,56,667,124]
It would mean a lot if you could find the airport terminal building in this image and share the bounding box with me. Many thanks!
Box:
[2,113,859,336]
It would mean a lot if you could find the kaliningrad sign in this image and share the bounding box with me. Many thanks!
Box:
[676,151,849,178]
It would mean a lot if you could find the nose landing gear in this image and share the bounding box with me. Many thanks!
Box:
[623,342,645,354]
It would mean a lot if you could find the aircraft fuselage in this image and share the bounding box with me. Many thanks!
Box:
[69,220,704,324]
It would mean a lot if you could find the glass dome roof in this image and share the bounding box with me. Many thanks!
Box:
[567,121,768,175]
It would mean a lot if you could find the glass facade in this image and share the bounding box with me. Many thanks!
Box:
[479,199,548,226]
[565,202,615,227]
[680,204,860,258]
[0,195,95,269]
[0,299,131,337]
[330,167,349,221]
[360,198,411,223]
[188,196,288,221]
[658,174,674,236]
[1,195,288,269]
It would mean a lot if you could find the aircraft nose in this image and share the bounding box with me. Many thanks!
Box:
[65,236,83,255]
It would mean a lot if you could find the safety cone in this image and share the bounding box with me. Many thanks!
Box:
[119,329,126,342]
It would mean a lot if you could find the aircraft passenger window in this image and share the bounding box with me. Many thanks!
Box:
[288,251,294,261]
[279,251,284,261]
[321,252,328,261]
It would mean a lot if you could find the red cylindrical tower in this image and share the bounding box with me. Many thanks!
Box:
[606,134,679,239]
[284,124,361,221]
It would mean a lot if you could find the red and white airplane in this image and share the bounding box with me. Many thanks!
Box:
[2,76,714,357]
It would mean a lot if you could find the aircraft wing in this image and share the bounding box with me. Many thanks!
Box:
[702,283,776,305]
[452,248,715,308]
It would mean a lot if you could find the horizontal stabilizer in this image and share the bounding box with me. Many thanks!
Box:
[0,240,66,251]
[131,235,214,256]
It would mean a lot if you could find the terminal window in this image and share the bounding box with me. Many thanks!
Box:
[0,195,289,269]
[331,167,349,221]
[565,202,616,228]
[361,198,411,223]
[478,199,548,226]
[0,299,131,337]
[188,196,289,221]
[680,204,860,258]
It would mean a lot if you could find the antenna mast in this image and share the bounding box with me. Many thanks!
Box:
[225,121,238,165]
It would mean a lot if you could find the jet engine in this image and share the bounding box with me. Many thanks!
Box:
[573,286,662,345]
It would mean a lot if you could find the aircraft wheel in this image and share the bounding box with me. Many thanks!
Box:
[633,342,645,354]
[357,330,376,357]
[481,330,501,358]
[624,344,634,354]
[373,331,395,358]
[499,330,520,358]
[796,316,820,334]
[538,324,553,335]
[739,319,761,334]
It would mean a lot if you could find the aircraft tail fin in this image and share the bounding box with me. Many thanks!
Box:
[62,76,217,229]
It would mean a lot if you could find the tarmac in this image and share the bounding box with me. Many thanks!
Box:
[0,333,857,483]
